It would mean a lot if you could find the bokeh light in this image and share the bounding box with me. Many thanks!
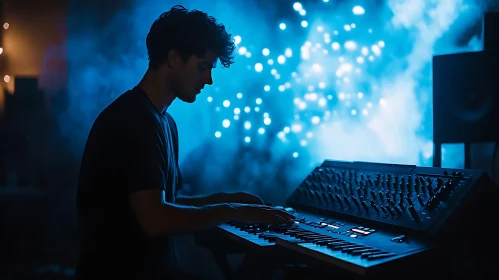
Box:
[66,0,484,193]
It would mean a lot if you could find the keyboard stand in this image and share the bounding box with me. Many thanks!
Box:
[196,234,273,280]
[194,229,310,280]
[209,249,309,280]
[194,229,250,280]
[283,264,309,280]
[211,251,237,280]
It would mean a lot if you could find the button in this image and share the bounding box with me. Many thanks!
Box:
[391,235,406,242]
[350,234,358,238]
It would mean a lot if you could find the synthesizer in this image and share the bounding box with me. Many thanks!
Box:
[217,208,429,276]
[212,160,498,277]
[285,160,497,237]
[274,160,498,276]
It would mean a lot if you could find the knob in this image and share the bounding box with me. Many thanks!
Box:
[417,195,424,206]
[304,181,312,189]
[426,184,434,196]
[418,176,425,185]
[361,201,369,210]
[437,178,443,186]
[321,192,329,202]
[378,192,384,201]
[343,196,350,206]
[351,196,360,207]
[309,189,319,200]
[328,192,335,201]
[406,196,413,206]
[408,206,421,222]
[386,205,394,216]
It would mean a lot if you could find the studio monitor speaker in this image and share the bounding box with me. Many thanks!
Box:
[433,51,499,143]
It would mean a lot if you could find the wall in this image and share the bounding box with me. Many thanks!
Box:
[2,0,67,93]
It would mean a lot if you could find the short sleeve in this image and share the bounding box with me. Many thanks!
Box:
[121,113,167,194]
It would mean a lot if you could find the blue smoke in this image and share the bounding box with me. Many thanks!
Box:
[62,0,485,198]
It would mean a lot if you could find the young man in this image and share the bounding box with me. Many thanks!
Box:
[75,5,294,280]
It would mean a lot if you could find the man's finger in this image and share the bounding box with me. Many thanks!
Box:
[273,210,295,220]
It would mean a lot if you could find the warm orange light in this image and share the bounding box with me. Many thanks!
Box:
[0,48,3,54]
[3,22,9,30]
[4,75,10,83]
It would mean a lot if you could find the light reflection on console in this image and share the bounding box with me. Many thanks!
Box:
[350,227,376,236]
[320,222,340,229]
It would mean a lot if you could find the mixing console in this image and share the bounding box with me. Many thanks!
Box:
[287,160,495,236]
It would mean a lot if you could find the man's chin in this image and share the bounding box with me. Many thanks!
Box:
[178,94,196,104]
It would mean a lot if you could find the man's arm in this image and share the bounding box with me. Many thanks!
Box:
[176,191,264,206]
[120,114,286,239]
[130,189,295,238]
[121,114,233,238]
[130,190,235,238]
[176,193,224,206]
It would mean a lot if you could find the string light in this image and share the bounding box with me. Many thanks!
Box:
[1,21,10,88]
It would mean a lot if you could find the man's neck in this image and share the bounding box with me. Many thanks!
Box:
[137,68,176,113]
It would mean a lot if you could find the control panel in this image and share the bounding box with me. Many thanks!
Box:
[287,160,492,236]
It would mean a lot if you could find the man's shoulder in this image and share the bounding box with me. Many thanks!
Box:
[96,88,162,129]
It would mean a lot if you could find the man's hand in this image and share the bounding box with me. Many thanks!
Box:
[212,191,264,205]
[229,204,295,225]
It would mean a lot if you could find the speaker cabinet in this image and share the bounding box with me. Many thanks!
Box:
[484,12,499,52]
[433,51,499,143]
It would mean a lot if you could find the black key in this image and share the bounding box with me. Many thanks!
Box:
[316,239,340,245]
[342,246,367,253]
[306,236,331,242]
[329,244,357,250]
[361,251,387,258]
[326,242,350,249]
[366,253,397,260]
[350,248,379,256]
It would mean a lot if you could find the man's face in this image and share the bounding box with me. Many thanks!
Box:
[166,50,216,103]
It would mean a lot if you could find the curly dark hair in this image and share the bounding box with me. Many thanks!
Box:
[146,5,236,69]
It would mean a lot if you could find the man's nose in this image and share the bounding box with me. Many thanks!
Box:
[205,71,213,85]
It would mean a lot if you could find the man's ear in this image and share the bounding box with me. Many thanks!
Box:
[166,49,180,68]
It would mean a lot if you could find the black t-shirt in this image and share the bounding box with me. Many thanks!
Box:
[75,87,182,279]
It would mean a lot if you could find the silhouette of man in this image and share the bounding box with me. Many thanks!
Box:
[75,5,294,280]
